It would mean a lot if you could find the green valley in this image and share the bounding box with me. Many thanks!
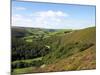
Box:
[11,26,96,74]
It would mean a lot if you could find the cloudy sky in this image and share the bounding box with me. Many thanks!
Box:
[12,0,95,29]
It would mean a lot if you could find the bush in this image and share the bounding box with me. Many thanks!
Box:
[31,60,44,67]
[79,43,94,51]
[12,60,44,69]
[12,61,30,69]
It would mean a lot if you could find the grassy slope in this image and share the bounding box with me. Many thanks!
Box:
[14,45,95,74]
[37,45,96,72]
[35,27,96,72]
[31,27,96,73]
[13,27,96,74]
[43,27,96,64]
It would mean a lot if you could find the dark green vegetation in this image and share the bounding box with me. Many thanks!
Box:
[11,26,96,74]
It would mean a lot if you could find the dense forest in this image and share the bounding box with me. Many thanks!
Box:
[11,26,96,74]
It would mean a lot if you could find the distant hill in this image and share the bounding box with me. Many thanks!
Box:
[11,26,72,41]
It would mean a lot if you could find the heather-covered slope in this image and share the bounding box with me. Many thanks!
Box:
[42,27,96,64]
[32,27,96,73]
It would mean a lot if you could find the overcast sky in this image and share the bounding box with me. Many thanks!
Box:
[12,0,95,29]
